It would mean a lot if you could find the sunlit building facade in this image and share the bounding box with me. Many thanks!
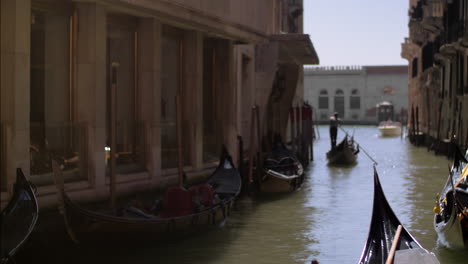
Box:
[402,0,468,151]
[304,65,408,124]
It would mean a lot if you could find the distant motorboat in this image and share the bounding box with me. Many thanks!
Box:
[378,121,402,137]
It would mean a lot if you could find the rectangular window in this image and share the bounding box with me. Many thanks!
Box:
[106,14,145,174]
[30,7,86,186]
[350,97,360,109]
[318,97,328,109]
[161,27,188,169]
[202,38,224,163]
[334,96,345,118]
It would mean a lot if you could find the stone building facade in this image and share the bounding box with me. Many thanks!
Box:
[304,65,408,124]
[0,0,318,208]
[401,0,468,152]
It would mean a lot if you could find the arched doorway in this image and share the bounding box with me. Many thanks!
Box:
[334,89,345,118]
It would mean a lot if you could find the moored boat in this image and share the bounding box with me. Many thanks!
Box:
[1,169,39,263]
[433,148,468,248]
[52,148,241,243]
[259,137,304,193]
[378,121,402,137]
[359,168,439,264]
[326,136,359,165]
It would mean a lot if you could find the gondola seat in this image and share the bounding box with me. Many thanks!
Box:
[189,184,214,208]
[160,186,194,218]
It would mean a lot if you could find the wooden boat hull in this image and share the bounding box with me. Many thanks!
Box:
[326,136,358,166]
[378,126,401,137]
[60,194,235,243]
[55,149,241,243]
[326,148,356,165]
[1,169,39,263]
[259,172,304,193]
[261,141,305,193]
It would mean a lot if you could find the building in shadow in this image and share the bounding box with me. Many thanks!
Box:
[0,0,318,207]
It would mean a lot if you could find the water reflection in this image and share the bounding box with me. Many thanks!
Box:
[17,126,468,263]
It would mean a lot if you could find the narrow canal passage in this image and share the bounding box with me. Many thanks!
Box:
[19,126,468,263]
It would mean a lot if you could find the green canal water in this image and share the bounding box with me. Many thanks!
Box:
[17,126,468,263]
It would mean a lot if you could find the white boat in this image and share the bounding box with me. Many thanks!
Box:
[378,121,402,137]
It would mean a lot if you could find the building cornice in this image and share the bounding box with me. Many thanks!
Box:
[73,0,270,43]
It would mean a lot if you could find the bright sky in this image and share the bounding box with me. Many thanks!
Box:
[303,1,409,66]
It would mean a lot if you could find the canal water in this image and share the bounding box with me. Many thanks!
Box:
[18,126,468,263]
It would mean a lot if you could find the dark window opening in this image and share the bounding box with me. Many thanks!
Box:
[318,90,328,109]
[412,58,418,78]
[422,43,434,71]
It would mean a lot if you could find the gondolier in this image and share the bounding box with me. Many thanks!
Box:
[329,112,340,148]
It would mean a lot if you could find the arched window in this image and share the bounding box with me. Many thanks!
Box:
[350,89,360,109]
[334,89,345,117]
[318,89,328,109]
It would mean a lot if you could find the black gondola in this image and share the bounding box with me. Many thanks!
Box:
[434,148,468,248]
[1,169,39,263]
[53,148,241,243]
[259,136,304,193]
[359,168,439,264]
[326,135,359,165]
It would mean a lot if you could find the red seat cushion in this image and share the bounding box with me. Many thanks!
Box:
[160,186,194,218]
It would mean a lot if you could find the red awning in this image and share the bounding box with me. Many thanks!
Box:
[270,34,319,65]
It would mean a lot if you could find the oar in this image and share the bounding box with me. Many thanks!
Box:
[338,126,378,165]
[385,225,403,264]
[52,159,79,243]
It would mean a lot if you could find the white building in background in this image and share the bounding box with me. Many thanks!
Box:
[304,65,408,124]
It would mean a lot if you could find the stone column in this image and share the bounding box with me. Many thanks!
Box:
[1,0,31,190]
[137,18,162,183]
[74,3,106,189]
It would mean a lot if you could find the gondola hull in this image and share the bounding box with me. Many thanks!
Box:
[1,169,39,263]
[359,169,439,264]
[326,147,357,165]
[54,150,241,243]
[434,206,464,248]
[260,139,305,193]
[60,194,235,243]
[433,149,468,248]
[259,167,304,193]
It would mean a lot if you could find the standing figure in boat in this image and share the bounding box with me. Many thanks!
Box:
[329,112,340,148]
